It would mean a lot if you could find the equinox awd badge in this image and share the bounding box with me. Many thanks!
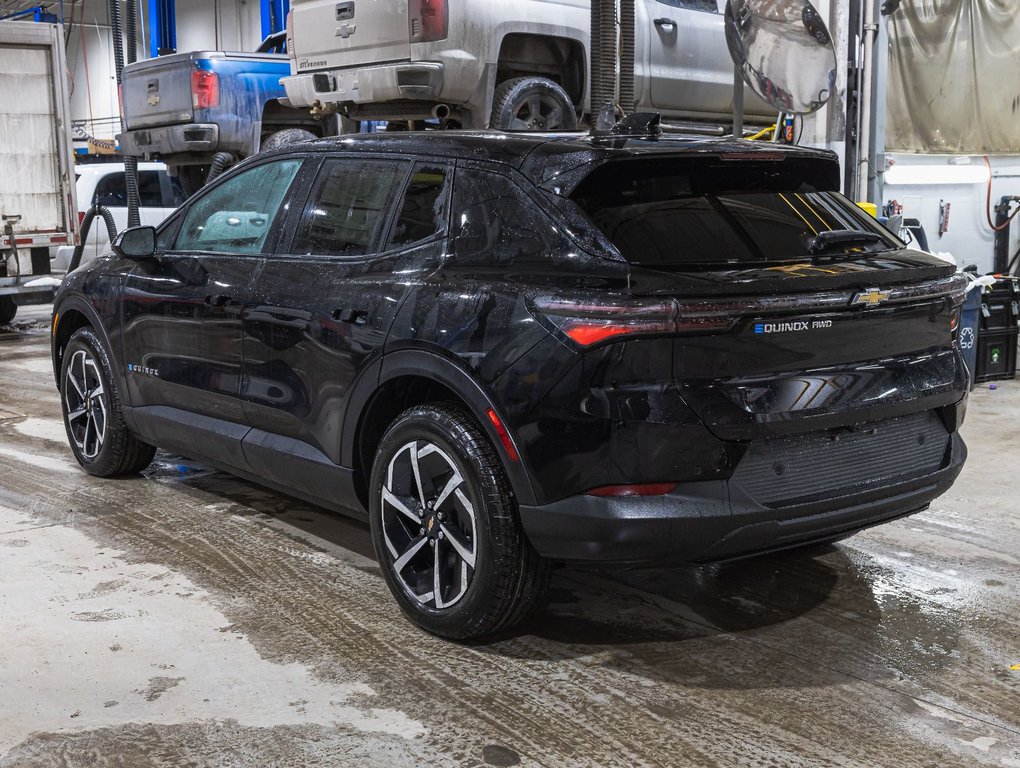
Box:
[754,319,833,334]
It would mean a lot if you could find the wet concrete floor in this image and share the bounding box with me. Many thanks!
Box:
[1,303,1018,767]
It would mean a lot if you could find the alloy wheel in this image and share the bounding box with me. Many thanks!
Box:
[381,440,477,609]
[64,348,108,460]
[509,93,566,131]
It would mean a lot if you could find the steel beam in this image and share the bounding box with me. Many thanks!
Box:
[261,0,290,39]
[148,0,177,58]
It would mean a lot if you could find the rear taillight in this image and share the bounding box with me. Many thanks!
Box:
[409,0,448,42]
[191,69,219,110]
[78,211,85,226]
[286,10,295,59]
[531,295,735,347]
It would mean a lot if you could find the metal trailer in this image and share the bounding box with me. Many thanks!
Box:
[0,21,78,323]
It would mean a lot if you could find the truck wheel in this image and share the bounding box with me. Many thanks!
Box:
[260,128,317,153]
[369,403,550,640]
[177,166,209,197]
[490,76,578,132]
[0,297,16,324]
[60,327,156,477]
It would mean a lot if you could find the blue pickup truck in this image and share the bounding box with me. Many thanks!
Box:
[118,34,327,195]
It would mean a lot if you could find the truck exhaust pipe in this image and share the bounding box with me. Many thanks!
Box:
[432,104,451,120]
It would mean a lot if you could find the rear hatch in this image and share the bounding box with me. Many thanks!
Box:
[547,153,967,440]
[122,53,200,130]
[290,0,411,72]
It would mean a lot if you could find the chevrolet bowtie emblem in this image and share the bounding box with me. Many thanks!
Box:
[851,288,892,307]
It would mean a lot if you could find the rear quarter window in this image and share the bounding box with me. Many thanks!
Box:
[450,169,569,265]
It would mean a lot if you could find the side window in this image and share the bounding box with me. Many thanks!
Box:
[92,171,164,207]
[291,158,408,257]
[173,159,302,254]
[388,164,449,249]
[450,169,564,264]
[655,0,718,12]
[92,173,126,207]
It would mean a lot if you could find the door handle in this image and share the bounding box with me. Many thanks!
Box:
[332,308,368,324]
[654,17,677,29]
[205,293,233,308]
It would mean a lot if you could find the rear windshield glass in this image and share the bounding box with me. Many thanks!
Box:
[570,159,897,266]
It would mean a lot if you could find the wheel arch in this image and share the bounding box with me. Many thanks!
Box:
[494,32,587,106]
[51,298,115,391]
[343,349,538,510]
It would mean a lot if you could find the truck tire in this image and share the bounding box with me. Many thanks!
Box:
[177,166,209,197]
[261,128,317,153]
[0,296,16,324]
[490,76,578,132]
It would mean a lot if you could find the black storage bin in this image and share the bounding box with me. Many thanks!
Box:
[980,281,1020,331]
[975,327,1018,382]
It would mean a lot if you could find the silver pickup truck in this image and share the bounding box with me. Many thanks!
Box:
[282,0,773,130]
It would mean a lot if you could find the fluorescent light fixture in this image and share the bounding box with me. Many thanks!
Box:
[884,163,991,185]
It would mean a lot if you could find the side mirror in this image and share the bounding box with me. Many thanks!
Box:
[112,225,157,259]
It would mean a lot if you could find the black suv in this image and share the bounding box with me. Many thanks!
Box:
[52,130,968,639]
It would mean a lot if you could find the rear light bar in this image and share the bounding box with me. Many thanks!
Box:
[587,483,677,497]
[191,69,220,110]
[409,0,448,42]
[531,295,735,347]
[531,274,970,348]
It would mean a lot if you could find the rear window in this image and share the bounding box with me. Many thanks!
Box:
[570,158,897,266]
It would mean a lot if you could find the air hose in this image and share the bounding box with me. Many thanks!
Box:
[124,0,141,227]
[205,152,234,185]
[67,205,118,273]
[109,0,141,228]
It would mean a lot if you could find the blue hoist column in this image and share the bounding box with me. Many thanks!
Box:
[148,0,177,57]
[261,0,290,38]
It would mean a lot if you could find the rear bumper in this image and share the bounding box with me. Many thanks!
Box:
[282,62,445,110]
[519,431,966,565]
[118,123,220,158]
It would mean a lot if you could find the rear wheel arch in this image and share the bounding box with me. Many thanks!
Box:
[345,351,537,510]
[495,33,586,105]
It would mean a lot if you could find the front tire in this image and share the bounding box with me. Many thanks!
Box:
[60,327,156,477]
[0,296,16,324]
[369,403,549,640]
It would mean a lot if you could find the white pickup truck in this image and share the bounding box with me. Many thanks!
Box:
[0,21,78,323]
[282,0,774,130]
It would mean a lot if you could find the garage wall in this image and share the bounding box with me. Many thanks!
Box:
[883,155,1020,274]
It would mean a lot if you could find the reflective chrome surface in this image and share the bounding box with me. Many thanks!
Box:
[725,0,837,114]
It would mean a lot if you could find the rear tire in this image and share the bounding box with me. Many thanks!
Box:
[260,127,317,153]
[490,76,578,131]
[369,403,549,640]
[60,327,156,477]
[0,296,16,324]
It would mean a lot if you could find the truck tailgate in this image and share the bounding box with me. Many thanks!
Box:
[291,0,411,72]
[122,54,196,130]
[0,42,64,234]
